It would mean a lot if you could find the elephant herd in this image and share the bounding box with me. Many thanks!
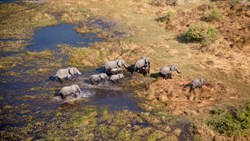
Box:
[53,57,206,100]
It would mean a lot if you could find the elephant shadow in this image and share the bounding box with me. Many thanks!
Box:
[150,73,159,79]
[126,64,135,73]
[54,92,63,98]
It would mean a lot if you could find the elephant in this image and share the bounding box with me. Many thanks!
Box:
[55,67,81,82]
[184,78,206,92]
[138,65,150,76]
[159,65,181,79]
[133,57,150,76]
[104,59,128,74]
[59,84,81,99]
[110,73,124,83]
[110,67,123,75]
[89,73,109,85]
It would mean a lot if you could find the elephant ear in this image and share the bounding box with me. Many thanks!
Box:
[117,60,123,67]
[100,73,105,79]
[145,58,150,65]
[75,85,81,92]
[172,66,177,71]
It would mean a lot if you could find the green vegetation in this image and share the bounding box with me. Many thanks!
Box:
[156,11,176,24]
[208,102,250,135]
[182,22,217,46]
[204,8,222,22]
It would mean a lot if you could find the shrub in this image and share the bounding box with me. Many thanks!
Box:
[204,8,222,22]
[156,11,176,23]
[182,23,217,46]
[208,102,250,135]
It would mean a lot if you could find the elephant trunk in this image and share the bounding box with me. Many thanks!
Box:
[176,70,181,74]
[123,64,128,69]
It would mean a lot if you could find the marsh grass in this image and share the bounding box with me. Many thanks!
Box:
[0,40,29,52]
[0,55,22,69]
[0,3,57,39]
[0,49,56,73]
[0,0,91,40]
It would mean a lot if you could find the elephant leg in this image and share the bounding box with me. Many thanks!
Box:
[160,74,166,79]
[189,84,194,92]
[95,81,99,85]
[58,78,63,83]
[58,93,64,99]
[74,92,79,98]
[68,77,72,81]
[143,70,147,76]
[101,80,105,84]
[147,69,150,75]
[71,93,77,98]
[166,74,170,79]
[163,75,167,79]
[134,67,138,73]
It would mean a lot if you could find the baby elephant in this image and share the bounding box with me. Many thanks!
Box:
[110,67,123,75]
[134,57,150,76]
[159,65,181,79]
[59,84,81,99]
[184,78,206,92]
[55,67,81,82]
[110,73,124,83]
[104,59,127,74]
[89,73,109,85]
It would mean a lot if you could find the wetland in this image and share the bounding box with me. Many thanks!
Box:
[0,0,250,140]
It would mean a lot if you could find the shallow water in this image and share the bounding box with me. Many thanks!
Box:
[26,24,103,51]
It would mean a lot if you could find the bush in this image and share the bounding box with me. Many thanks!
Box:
[182,23,217,46]
[204,8,222,22]
[208,102,250,135]
[156,11,176,23]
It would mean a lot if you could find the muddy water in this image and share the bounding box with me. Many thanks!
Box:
[0,24,142,134]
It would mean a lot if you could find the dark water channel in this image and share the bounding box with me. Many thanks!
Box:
[0,23,142,135]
